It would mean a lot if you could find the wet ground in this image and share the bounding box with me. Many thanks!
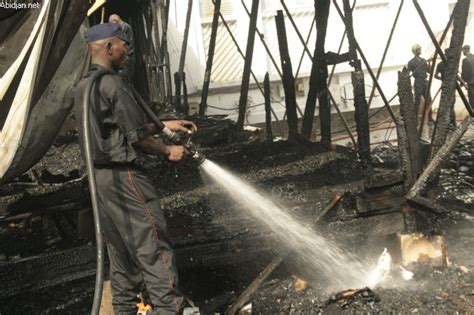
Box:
[0,129,472,314]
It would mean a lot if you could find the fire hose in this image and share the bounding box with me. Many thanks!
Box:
[82,69,205,315]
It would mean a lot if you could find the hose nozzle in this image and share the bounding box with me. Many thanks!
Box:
[161,127,206,165]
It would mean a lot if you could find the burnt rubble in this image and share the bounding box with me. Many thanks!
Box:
[0,129,473,313]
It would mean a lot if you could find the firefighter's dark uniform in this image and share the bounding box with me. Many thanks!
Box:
[408,56,431,116]
[74,65,184,315]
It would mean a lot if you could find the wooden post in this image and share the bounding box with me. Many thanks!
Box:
[237,0,260,130]
[216,7,284,133]
[152,1,166,104]
[160,0,173,106]
[427,0,470,159]
[367,0,404,107]
[263,73,273,142]
[199,0,221,116]
[419,12,454,135]
[407,116,471,199]
[275,10,299,141]
[398,68,421,186]
[301,0,331,148]
[342,0,370,162]
[333,0,398,122]
[175,0,193,112]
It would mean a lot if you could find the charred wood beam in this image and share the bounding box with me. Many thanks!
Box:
[325,51,351,65]
[328,0,356,86]
[367,0,404,107]
[301,0,331,148]
[237,0,260,131]
[333,0,398,123]
[160,0,173,106]
[407,195,448,214]
[341,0,360,70]
[199,0,221,116]
[280,0,312,59]
[243,0,304,118]
[423,0,471,159]
[215,8,281,126]
[149,0,166,104]
[263,73,273,142]
[352,71,371,163]
[241,0,282,79]
[226,255,283,315]
[338,0,370,161]
[395,120,414,191]
[412,0,473,118]
[407,116,471,200]
[398,68,421,186]
[175,0,193,113]
[275,10,299,141]
[420,12,454,135]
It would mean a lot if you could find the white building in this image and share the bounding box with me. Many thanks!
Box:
[166,0,474,124]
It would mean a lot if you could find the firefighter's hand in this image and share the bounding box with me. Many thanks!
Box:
[166,145,188,162]
[163,120,198,135]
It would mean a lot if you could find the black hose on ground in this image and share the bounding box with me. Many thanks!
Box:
[82,68,115,315]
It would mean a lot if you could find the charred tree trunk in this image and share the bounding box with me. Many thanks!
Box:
[301,0,331,148]
[275,10,299,141]
[398,68,421,186]
[237,0,260,130]
[199,0,221,116]
[264,73,273,142]
[430,0,470,160]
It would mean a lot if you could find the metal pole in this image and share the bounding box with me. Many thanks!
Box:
[241,0,304,117]
[333,0,398,122]
[241,0,282,78]
[367,0,404,107]
[160,0,173,106]
[280,0,312,59]
[199,0,221,116]
[328,0,356,86]
[237,0,260,130]
[217,9,282,126]
[175,0,193,110]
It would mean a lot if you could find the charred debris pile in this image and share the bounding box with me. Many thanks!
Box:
[0,120,473,313]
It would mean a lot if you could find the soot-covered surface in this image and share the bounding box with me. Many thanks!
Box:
[0,136,473,314]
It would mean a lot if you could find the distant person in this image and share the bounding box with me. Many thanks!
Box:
[435,48,456,129]
[461,44,474,107]
[407,44,432,119]
[109,14,135,82]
